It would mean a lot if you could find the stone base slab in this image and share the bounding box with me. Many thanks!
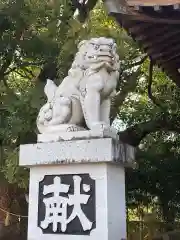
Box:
[37,127,119,143]
[28,163,126,240]
[19,138,135,167]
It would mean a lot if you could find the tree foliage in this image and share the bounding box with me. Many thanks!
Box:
[1,0,180,229]
[0,0,141,186]
[120,63,180,225]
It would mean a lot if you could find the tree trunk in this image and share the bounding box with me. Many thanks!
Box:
[0,183,27,239]
[160,200,175,231]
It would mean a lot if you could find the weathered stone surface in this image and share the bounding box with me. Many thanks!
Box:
[37,127,119,142]
[19,138,135,167]
[27,162,126,240]
[36,37,120,135]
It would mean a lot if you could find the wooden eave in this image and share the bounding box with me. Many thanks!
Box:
[127,0,180,7]
[104,0,180,86]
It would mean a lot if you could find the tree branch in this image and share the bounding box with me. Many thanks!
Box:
[127,54,148,69]
[0,52,15,80]
[73,0,97,22]
[111,70,140,120]
[147,59,165,110]
[23,67,36,77]
[15,70,30,79]
[118,113,180,146]
[4,60,45,76]
[0,27,24,81]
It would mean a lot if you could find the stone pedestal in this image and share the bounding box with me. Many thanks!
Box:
[19,138,135,240]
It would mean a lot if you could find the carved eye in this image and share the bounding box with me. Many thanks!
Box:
[94,45,99,50]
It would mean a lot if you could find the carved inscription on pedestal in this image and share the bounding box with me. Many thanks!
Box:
[38,174,96,235]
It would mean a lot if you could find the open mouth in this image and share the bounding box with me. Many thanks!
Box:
[97,51,113,57]
[88,54,114,61]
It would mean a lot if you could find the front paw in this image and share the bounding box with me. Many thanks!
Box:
[90,122,110,131]
[44,111,53,121]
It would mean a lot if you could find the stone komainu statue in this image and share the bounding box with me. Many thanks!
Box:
[37,37,120,133]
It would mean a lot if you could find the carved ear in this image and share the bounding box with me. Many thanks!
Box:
[78,40,87,49]
[44,79,57,102]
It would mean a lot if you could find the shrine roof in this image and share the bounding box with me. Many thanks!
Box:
[104,0,180,86]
